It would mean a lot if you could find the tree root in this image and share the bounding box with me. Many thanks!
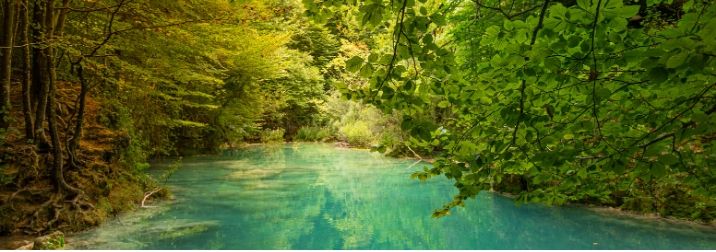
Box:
[16,144,40,178]
[58,169,83,196]
[28,195,59,234]
[67,193,95,211]
[13,189,93,234]
[8,188,30,205]
[47,205,63,228]
[65,138,86,170]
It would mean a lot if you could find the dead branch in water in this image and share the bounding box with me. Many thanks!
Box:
[141,187,163,208]
[406,144,424,169]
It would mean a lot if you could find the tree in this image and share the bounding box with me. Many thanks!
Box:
[0,0,16,129]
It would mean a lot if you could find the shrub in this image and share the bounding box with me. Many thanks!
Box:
[295,126,332,142]
[339,122,373,147]
[259,128,285,143]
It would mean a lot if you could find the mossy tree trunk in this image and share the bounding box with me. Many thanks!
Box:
[31,0,49,144]
[0,0,17,130]
[20,0,34,139]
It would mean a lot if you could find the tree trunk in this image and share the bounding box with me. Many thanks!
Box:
[21,0,34,139]
[0,0,17,130]
[32,0,49,144]
[54,0,70,36]
[30,0,43,110]
[51,0,69,70]
[44,0,62,190]
[43,0,78,194]
[68,64,87,157]
[48,63,76,193]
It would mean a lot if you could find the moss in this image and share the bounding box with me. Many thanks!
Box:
[107,178,144,213]
[33,231,65,250]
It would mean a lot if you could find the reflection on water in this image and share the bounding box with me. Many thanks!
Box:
[69,143,716,249]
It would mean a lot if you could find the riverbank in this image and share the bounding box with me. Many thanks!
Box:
[0,83,168,249]
[586,205,716,229]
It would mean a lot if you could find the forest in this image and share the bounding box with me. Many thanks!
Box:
[0,0,714,247]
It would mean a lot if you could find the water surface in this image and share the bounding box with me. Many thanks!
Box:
[69,143,716,249]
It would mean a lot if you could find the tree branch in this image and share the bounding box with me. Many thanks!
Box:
[511,0,551,146]
[473,0,542,20]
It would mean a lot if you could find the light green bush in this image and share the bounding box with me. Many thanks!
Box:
[339,122,373,147]
[259,128,285,143]
[295,126,332,142]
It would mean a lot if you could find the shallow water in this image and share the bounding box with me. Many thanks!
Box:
[69,143,716,249]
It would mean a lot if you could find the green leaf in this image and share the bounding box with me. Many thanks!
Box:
[665,52,688,69]
[619,6,640,18]
[549,3,567,18]
[423,34,433,45]
[359,64,374,78]
[504,20,514,31]
[438,100,451,108]
[648,67,669,83]
[431,14,446,26]
[595,87,610,101]
[577,0,592,11]
[346,56,364,72]
[544,57,561,71]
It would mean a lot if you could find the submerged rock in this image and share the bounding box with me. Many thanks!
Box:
[227,168,283,180]
[144,220,220,240]
[67,218,219,249]
[71,240,147,250]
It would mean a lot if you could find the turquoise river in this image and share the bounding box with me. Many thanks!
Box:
[68,143,716,249]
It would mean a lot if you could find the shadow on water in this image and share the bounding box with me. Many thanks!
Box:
[69,143,716,249]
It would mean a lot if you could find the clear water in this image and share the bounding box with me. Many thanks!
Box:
[69,143,716,249]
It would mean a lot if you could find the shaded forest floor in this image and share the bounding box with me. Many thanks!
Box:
[0,82,165,246]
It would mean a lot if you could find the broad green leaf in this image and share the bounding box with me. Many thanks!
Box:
[665,52,688,68]
[346,56,365,72]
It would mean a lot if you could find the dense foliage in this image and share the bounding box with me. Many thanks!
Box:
[307,0,716,221]
[0,0,387,235]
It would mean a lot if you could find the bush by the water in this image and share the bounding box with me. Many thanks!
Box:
[295,127,332,142]
[338,122,373,147]
[260,129,286,143]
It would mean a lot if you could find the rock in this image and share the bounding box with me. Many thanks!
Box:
[10,240,33,250]
[33,231,65,250]
[16,243,33,250]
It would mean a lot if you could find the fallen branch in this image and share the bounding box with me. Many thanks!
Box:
[141,187,162,208]
[405,144,423,160]
[405,144,424,169]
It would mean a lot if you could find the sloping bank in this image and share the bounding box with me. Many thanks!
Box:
[0,83,168,249]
